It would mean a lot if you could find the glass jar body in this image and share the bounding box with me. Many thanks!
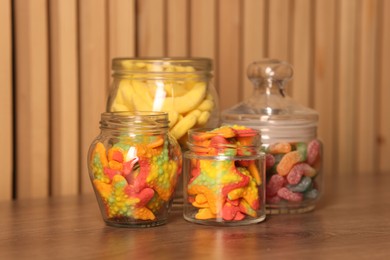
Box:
[87,112,182,227]
[183,126,266,226]
[106,58,219,146]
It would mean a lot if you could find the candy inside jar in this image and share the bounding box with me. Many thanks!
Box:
[221,59,323,214]
[88,111,182,227]
[106,58,219,147]
[183,125,266,226]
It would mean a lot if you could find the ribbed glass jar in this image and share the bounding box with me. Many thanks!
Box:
[183,126,266,226]
[221,60,323,214]
[106,57,219,147]
[87,111,182,227]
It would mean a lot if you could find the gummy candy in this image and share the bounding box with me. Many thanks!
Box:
[185,125,264,222]
[264,139,322,210]
[89,134,181,222]
[277,187,303,202]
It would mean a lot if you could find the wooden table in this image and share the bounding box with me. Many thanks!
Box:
[1,173,390,259]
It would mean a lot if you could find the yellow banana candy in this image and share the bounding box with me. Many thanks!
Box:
[186,109,202,119]
[132,81,154,111]
[168,111,179,128]
[197,111,210,126]
[197,99,214,112]
[111,79,135,111]
[111,103,131,112]
[170,113,197,140]
[164,82,188,97]
[161,82,207,114]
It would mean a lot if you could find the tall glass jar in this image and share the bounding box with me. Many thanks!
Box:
[87,111,182,227]
[221,60,323,214]
[106,57,219,147]
[183,125,266,226]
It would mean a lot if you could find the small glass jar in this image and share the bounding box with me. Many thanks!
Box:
[183,126,266,226]
[221,60,323,214]
[106,57,219,147]
[87,111,182,227]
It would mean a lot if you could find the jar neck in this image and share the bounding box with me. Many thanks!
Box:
[111,57,213,80]
[257,124,317,144]
[100,111,169,135]
[253,81,286,97]
[187,128,262,156]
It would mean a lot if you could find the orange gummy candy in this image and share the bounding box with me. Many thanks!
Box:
[276,151,304,176]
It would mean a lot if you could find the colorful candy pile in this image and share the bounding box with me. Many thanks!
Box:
[89,134,181,221]
[265,139,321,204]
[186,125,263,221]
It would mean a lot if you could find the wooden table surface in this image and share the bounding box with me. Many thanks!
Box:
[1,173,390,259]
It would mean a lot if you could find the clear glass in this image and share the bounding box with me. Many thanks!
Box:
[87,111,182,227]
[106,57,219,147]
[221,60,323,214]
[183,126,266,226]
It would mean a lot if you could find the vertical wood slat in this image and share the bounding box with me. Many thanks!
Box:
[217,0,242,110]
[242,0,267,100]
[79,0,108,193]
[336,0,359,175]
[14,0,49,198]
[267,0,292,61]
[267,0,293,94]
[167,0,189,56]
[290,0,313,106]
[137,0,165,56]
[379,0,390,173]
[190,0,218,110]
[108,0,136,59]
[313,0,337,177]
[357,0,381,174]
[49,0,79,196]
[190,0,217,60]
[0,0,13,200]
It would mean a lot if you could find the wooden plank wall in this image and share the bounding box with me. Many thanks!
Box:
[0,0,389,200]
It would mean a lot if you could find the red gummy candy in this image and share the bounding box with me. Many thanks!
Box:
[266,174,285,197]
[122,157,139,184]
[286,163,304,185]
[266,195,281,204]
[124,186,155,207]
[112,150,124,163]
[210,135,230,154]
[222,202,240,221]
[133,159,151,192]
[234,211,246,221]
[265,154,275,169]
[210,135,229,146]
[277,187,303,202]
[233,127,257,137]
[103,167,120,180]
[287,163,316,184]
[307,139,321,165]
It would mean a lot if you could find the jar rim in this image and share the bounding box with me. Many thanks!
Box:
[100,111,169,131]
[112,57,213,72]
[186,127,262,157]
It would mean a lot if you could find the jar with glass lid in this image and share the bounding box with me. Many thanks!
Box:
[221,60,323,214]
[106,57,219,147]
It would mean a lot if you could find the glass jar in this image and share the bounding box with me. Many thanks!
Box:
[87,111,182,227]
[221,60,323,214]
[183,125,266,226]
[106,57,219,147]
